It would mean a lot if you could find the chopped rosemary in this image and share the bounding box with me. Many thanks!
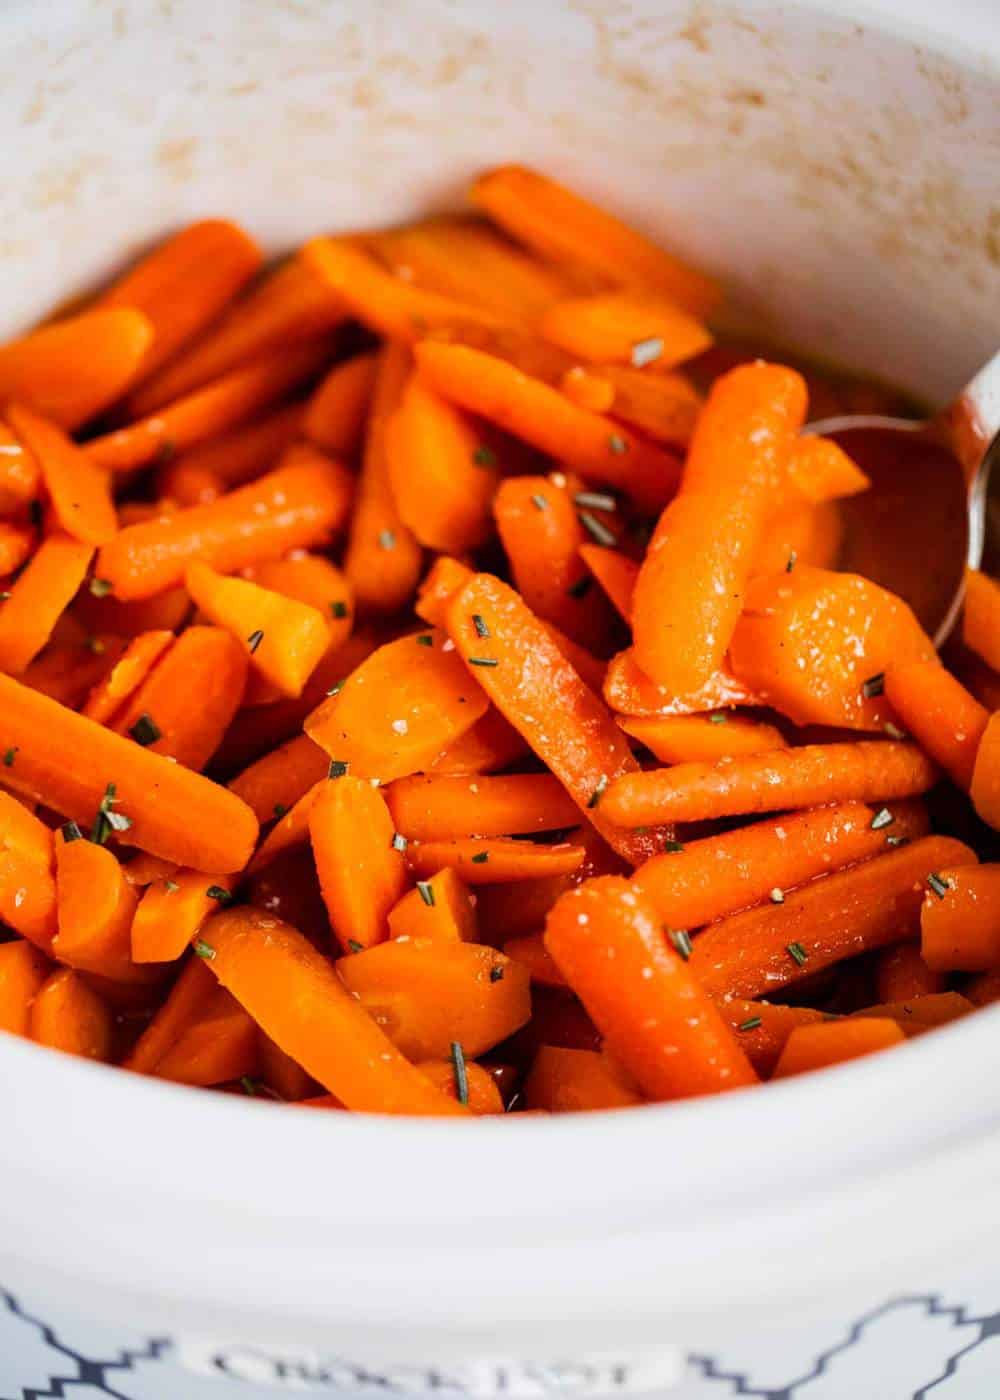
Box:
[708,713,728,725]
[450,1040,469,1105]
[193,939,216,961]
[391,832,408,852]
[567,575,593,599]
[738,1016,762,1032]
[468,656,498,668]
[92,782,132,845]
[608,433,628,455]
[415,634,433,647]
[573,491,616,512]
[246,629,264,654]
[129,713,161,747]
[630,336,663,368]
[770,887,785,904]
[89,577,113,598]
[60,821,84,843]
[164,879,180,894]
[328,760,349,778]
[578,510,616,547]
[472,614,490,638]
[668,928,693,960]
[870,807,894,831]
[664,838,686,853]
[531,493,549,511]
[786,550,797,573]
[2,747,15,767]
[417,880,436,906]
[473,445,496,468]
[378,529,397,550]
[927,872,950,900]
[240,1076,257,1096]
[862,672,885,698]
[587,773,609,808]
[273,803,288,819]
[786,941,808,968]
[884,721,906,739]
[330,600,349,619]
[206,885,232,905]
[347,939,363,953]
[489,964,504,983]
[471,851,489,864]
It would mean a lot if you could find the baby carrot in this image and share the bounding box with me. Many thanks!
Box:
[619,713,787,765]
[603,647,758,718]
[53,831,148,984]
[228,734,330,825]
[385,773,580,843]
[0,940,52,1035]
[428,708,529,776]
[963,569,1000,673]
[7,403,117,547]
[302,352,379,459]
[131,870,233,964]
[504,932,567,987]
[852,993,973,1036]
[19,637,124,712]
[246,780,326,874]
[875,942,946,1002]
[545,877,758,1099]
[0,419,41,513]
[719,1001,829,1078]
[29,968,113,1062]
[417,1060,504,1114]
[578,545,638,621]
[166,403,303,490]
[920,865,1000,971]
[309,776,410,952]
[883,660,989,790]
[539,291,712,368]
[786,436,869,504]
[597,366,703,447]
[752,499,843,576]
[0,522,33,578]
[387,868,476,943]
[258,1033,317,1102]
[406,836,585,884]
[122,853,178,888]
[248,554,354,640]
[972,712,1000,830]
[523,1046,643,1112]
[81,630,175,725]
[0,535,94,674]
[772,1019,905,1077]
[122,955,217,1074]
[153,987,259,1087]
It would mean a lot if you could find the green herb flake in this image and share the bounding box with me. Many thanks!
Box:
[567,576,593,599]
[246,629,264,654]
[770,887,785,904]
[2,747,16,768]
[578,510,616,547]
[273,803,288,820]
[391,832,408,852]
[330,600,349,619]
[870,807,894,831]
[417,880,436,907]
[531,493,549,511]
[786,551,797,573]
[471,851,490,864]
[473,445,497,468]
[664,838,686,853]
[325,681,345,696]
[630,336,664,368]
[164,879,180,894]
[468,656,498,668]
[193,939,216,961]
[862,672,885,699]
[472,614,490,638]
[60,821,84,844]
[378,529,396,551]
[89,577,113,598]
[129,713,161,747]
[415,634,434,647]
[668,928,692,961]
[927,872,950,900]
[573,491,617,513]
[489,964,504,983]
[206,885,232,905]
[587,773,609,809]
[92,781,132,845]
[708,713,728,725]
[886,835,908,848]
[450,1040,469,1106]
[738,1016,763,1032]
[240,1076,258,1096]
[328,760,350,779]
[786,941,808,968]
[608,433,629,456]
[347,939,364,953]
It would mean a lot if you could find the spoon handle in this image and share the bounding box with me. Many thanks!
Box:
[937,346,1000,482]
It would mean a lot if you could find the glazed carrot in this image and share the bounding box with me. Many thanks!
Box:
[524,1046,643,1112]
[131,870,233,964]
[407,837,585,884]
[920,865,1000,971]
[730,567,936,730]
[155,461,224,506]
[81,630,174,724]
[0,535,93,675]
[0,522,33,577]
[579,545,638,621]
[19,637,124,711]
[875,943,947,1002]
[343,343,423,615]
[560,365,615,413]
[385,773,580,843]
[0,788,57,870]
[96,452,353,600]
[29,968,113,1061]
[0,940,51,1035]
[309,777,409,952]
[122,955,217,1073]
[477,824,626,944]
[945,643,1000,713]
[772,1019,905,1077]
[603,648,758,718]
[338,938,530,1059]
[428,708,530,775]
[302,352,378,458]
[0,309,153,428]
[504,932,567,987]
[598,366,703,447]
[687,835,977,1001]
[71,581,191,641]
[229,734,329,824]
[545,877,758,1099]
[972,712,1000,830]
[445,573,669,866]
[631,363,807,694]
[122,852,178,888]
[619,713,787,765]
[852,992,973,1036]
[128,252,347,414]
[167,403,303,490]
[98,219,263,382]
[719,1001,829,1078]
[387,375,500,553]
[305,630,489,782]
[0,419,40,513]
[6,403,116,546]
[258,1033,317,1101]
[85,338,332,473]
[154,987,259,1087]
[472,165,721,315]
[539,292,712,368]
[883,660,988,789]
[417,1060,505,1115]
[414,341,682,512]
[200,905,469,1115]
[963,569,1000,672]
[0,672,258,871]
[387,867,476,943]
[249,555,354,645]
[604,741,937,828]
[493,475,617,652]
[752,500,843,576]
[786,436,869,504]
[53,830,147,984]
[113,627,247,771]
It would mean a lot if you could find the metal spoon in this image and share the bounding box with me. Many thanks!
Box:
[809,349,1000,646]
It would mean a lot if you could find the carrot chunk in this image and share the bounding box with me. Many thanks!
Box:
[309,776,410,952]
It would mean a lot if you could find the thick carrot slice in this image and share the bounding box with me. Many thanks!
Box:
[29,967,113,1061]
[772,1019,905,1077]
[634,800,928,931]
[752,500,843,576]
[98,219,263,383]
[687,835,977,1001]
[0,672,257,871]
[131,870,233,964]
[599,366,703,447]
[153,986,259,1087]
[545,877,757,1099]
[0,309,152,428]
[122,955,217,1074]
[786,436,870,503]
[883,660,989,790]
[0,535,94,675]
[417,1059,505,1114]
[387,868,476,943]
[168,403,303,490]
[604,741,937,827]
[429,708,530,775]
[6,403,116,546]
[128,253,347,414]
[719,1001,829,1078]
[619,713,787,764]
[539,292,711,368]
[85,339,332,473]
[338,937,530,1059]
[81,630,174,725]
[471,165,720,315]
[387,376,500,553]
[445,573,669,866]
[200,905,468,1115]
[385,773,580,843]
[963,569,1000,672]
[524,1046,643,1111]
[730,567,936,730]
[414,341,682,512]
[229,734,330,824]
[0,419,41,513]
[0,521,34,577]
[305,630,489,782]
[309,777,409,952]
[920,865,1000,971]
[0,940,52,1035]
[631,364,807,694]
[302,352,379,458]
[875,942,946,1001]
[96,452,352,600]
[603,648,758,718]
[579,545,638,621]
[972,712,1000,830]
[54,831,149,983]
[407,837,585,884]
[113,627,247,771]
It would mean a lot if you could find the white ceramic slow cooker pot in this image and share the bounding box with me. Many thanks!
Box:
[1,1,999,1395]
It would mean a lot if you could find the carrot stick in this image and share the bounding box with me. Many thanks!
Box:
[471,165,721,315]
[523,1045,643,1111]
[153,986,259,1087]
[920,865,1000,971]
[772,1019,905,1077]
[687,835,977,1001]
[343,343,423,615]
[6,403,117,546]
[604,741,937,827]
[0,521,34,578]
[504,932,567,987]
[258,1033,318,1101]
[631,364,807,694]
[445,573,671,866]
[545,876,758,1099]
[305,630,489,782]
[0,309,153,428]
[53,829,150,984]
[633,799,929,930]
[28,967,113,1061]
[112,627,247,771]
[245,779,325,873]
[0,787,57,869]
[619,713,787,765]
[428,708,530,775]
[786,436,870,503]
[229,734,330,824]
[166,403,303,489]
[308,776,410,952]
[719,1000,829,1078]
[85,338,333,473]
[127,253,348,415]
[414,341,682,512]
[0,419,41,513]
[98,219,263,383]
[96,451,352,600]
[337,937,530,1059]
[385,773,580,843]
[0,672,258,871]
[417,1059,505,1114]
[598,366,703,447]
[121,955,217,1073]
[0,940,52,1035]
[0,535,93,674]
[875,942,946,1002]
[155,462,223,507]
[131,869,233,964]
[407,836,585,884]
[71,580,191,641]
[199,905,469,1115]
[963,569,1000,672]
[560,363,616,413]
[81,630,174,724]
[579,545,638,621]
[539,292,712,368]
[302,352,378,458]
[603,647,759,718]
[972,712,1000,830]
[883,660,989,789]
[387,867,476,943]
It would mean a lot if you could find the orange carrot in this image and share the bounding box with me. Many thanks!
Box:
[963,569,1000,672]
[428,708,530,775]
[155,462,223,506]
[852,992,973,1036]
[153,986,259,1087]
[0,309,153,428]
[539,292,712,368]
[407,836,585,884]
[883,660,989,790]
[53,830,149,984]
[786,436,870,503]
[131,869,233,964]
[0,419,41,513]
[719,1000,829,1078]
[0,672,258,871]
[752,500,843,576]
[471,165,721,315]
[81,630,174,725]
[772,1019,905,1077]
[0,535,94,674]
[28,967,113,1061]
[599,366,703,447]
[504,932,567,987]
[167,403,303,490]
[19,637,124,712]
[603,647,759,718]
[523,1045,643,1111]
[96,451,352,600]
[579,545,638,621]
[0,787,57,869]
[258,1033,317,1101]
[200,905,469,1115]
[972,712,1000,830]
[604,741,937,827]
[477,824,626,945]
[122,955,217,1073]
[619,713,787,765]
[6,403,116,546]
[631,364,807,694]
[387,867,476,943]
[417,1059,505,1114]
[248,554,354,639]
[875,942,946,1002]
[966,971,1000,1007]
[302,352,379,458]
[0,940,51,1035]
[0,521,34,577]
[920,865,1000,971]
[545,877,758,1099]
[338,937,530,1059]
[688,835,976,1001]
[309,776,409,952]
[72,580,191,641]
[385,773,580,843]
[229,734,330,824]
[122,852,178,888]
